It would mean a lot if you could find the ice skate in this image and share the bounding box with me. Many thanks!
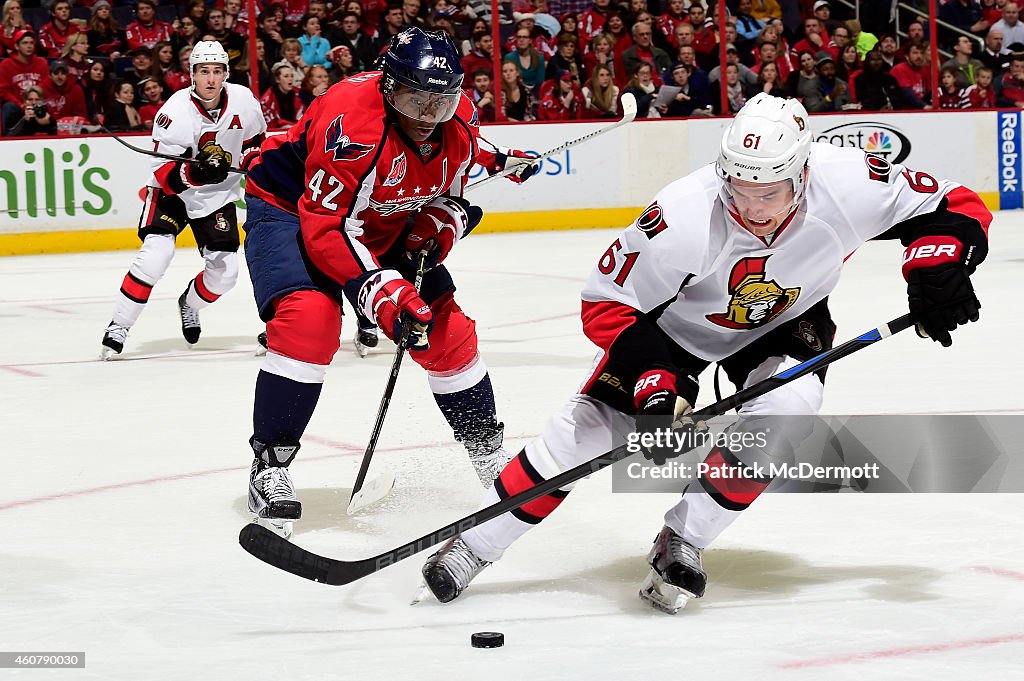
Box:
[639,526,707,614]
[178,289,201,346]
[465,423,513,487]
[255,331,268,356]
[100,322,129,360]
[420,536,491,603]
[248,458,302,539]
[353,326,378,358]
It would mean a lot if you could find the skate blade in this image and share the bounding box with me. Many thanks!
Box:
[254,345,268,357]
[347,471,397,514]
[639,570,696,615]
[254,516,293,540]
[409,581,430,605]
[100,347,120,361]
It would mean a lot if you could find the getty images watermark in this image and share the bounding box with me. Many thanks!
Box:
[622,426,880,484]
[612,416,1024,494]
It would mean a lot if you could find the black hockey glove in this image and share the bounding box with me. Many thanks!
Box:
[189,148,231,185]
[903,236,980,348]
[633,369,686,466]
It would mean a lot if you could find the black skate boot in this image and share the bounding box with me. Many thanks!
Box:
[178,288,201,345]
[420,536,491,603]
[101,322,129,360]
[639,526,707,614]
[353,326,379,358]
[248,440,302,538]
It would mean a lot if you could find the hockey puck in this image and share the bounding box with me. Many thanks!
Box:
[470,632,504,648]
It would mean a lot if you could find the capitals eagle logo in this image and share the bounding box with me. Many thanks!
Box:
[706,256,800,329]
[325,114,376,162]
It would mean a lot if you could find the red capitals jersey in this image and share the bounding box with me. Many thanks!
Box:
[125,20,174,51]
[246,72,498,288]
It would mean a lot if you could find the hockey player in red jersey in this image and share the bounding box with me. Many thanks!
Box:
[243,28,540,536]
[100,41,267,358]
[419,93,992,612]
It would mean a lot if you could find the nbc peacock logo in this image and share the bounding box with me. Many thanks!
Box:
[864,131,892,154]
[815,122,911,163]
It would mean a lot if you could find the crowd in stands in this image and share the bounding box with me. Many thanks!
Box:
[0,0,1020,136]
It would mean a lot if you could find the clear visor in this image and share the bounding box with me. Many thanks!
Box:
[719,176,799,218]
[386,84,460,124]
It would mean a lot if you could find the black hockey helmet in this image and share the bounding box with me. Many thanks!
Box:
[381,27,464,123]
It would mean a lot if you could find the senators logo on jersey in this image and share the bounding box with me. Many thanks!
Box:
[706,256,800,329]
[325,114,376,162]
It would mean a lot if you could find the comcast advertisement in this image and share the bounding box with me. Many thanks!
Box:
[0,136,150,233]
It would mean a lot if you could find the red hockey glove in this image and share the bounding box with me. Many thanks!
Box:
[357,269,432,351]
[902,236,980,348]
[489,147,540,183]
[404,196,472,270]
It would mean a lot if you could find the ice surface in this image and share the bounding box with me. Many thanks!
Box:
[1,216,1021,680]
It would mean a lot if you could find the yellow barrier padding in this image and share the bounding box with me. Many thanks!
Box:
[0,196,1005,256]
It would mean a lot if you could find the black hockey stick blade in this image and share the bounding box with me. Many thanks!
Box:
[239,313,913,586]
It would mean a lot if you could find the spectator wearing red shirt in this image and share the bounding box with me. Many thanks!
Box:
[937,65,971,108]
[791,17,829,62]
[687,4,717,59]
[538,71,585,119]
[751,40,791,81]
[968,65,997,106]
[1,0,29,57]
[889,42,932,108]
[165,46,192,92]
[136,77,165,129]
[461,31,494,80]
[999,55,1024,105]
[0,30,49,133]
[580,0,613,41]
[656,0,686,47]
[40,59,87,120]
[38,0,82,59]
[125,0,174,52]
[260,61,304,128]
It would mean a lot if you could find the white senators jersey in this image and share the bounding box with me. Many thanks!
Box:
[149,82,267,218]
[582,143,990,362]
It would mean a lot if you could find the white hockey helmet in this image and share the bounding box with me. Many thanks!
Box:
[190,40,230,73]
[717,93,812,211]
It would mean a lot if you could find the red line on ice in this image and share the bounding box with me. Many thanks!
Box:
[0,365,44,377]
[777,633,1024,669]
[0,434,535,512]
[972,566,1024,581]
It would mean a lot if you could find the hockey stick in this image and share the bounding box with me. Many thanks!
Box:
[240,313,914,585]
[100,126,248,175]
[346,251,430,514]
[465,93,638,192]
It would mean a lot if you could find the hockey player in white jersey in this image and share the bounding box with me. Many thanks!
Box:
[419,94,992,612]
[101,41,267,359]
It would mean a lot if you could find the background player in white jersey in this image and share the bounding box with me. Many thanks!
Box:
[100,41,267,359]
[418,94,992,613]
